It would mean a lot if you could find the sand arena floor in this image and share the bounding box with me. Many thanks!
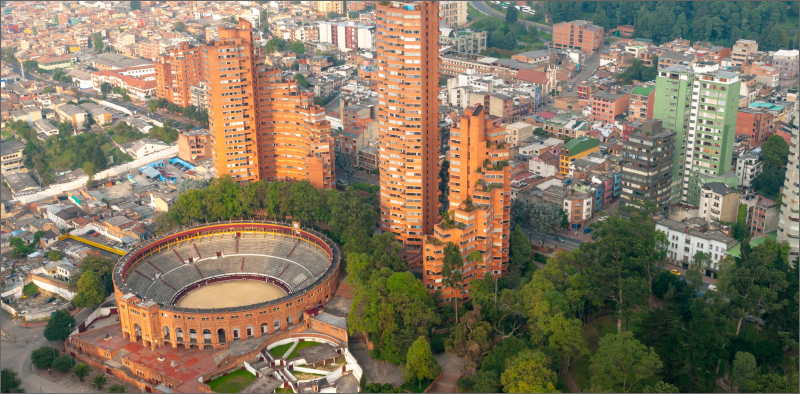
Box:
[176,280,287,308]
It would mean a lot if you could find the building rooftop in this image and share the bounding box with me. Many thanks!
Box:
[0,140,25,157]
[702,182,734,196]
[631,86,654,96]
[562,137,600,154]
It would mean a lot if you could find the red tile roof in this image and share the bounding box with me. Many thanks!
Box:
[515,69,548,85]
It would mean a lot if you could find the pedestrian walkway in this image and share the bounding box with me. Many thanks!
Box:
[428,354,465,393]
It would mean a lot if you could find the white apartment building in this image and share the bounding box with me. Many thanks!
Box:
[735,148,762,190]
[777,114,799,259]
[657,218,739,277]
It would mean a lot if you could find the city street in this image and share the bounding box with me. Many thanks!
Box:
[1,307,95,393]
[469,1,553,33]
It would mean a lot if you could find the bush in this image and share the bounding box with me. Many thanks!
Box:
[52,355,74,372]
[457,375,475,392]
[31,346,57,369]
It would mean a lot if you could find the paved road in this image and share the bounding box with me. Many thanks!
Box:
[336,170,379,186]
[323,93,341,113]
[562,49,604,98]
[470,1,553,33]
[1,307,95,393]
[519,225,584,251]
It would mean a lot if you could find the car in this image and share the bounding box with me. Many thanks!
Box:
[31,292,40,298]
[45,297,55,303]
[670,269,681,276]
[553,236,565,243]
[19,310,28,314]
[53,299,62,304]
[92,232,100,237]
[598,216,608,222]
[123,114,130,117]
[87,230,96,235]
[583,228,593,234]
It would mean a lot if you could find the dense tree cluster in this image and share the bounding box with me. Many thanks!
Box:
[752,135,791,200]
[547,1,799,49]
[615,56,659,85]
[148,98,209,127]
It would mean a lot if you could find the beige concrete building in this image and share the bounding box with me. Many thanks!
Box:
[699,182,740,223]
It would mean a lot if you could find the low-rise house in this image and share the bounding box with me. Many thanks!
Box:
[5,172,41,197]
[123,138,171,159]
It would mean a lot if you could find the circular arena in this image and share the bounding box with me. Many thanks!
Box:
[113,220,341,350]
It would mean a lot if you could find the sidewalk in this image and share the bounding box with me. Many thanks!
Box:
[428,354,465,393]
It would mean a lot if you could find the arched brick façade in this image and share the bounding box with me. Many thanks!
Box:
[113,220,341,351]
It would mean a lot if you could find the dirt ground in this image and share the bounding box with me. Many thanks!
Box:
[176,281,286,308]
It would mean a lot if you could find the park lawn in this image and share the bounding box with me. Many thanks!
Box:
[110,132,141,145]
[23,283,39,296]
[207,370,256,393]
[287,341,322,359]
[269,343,294,359]
[400,378,433,393]
[538,31,553,41]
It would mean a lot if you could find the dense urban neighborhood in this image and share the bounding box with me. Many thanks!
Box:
[0,1,799,394]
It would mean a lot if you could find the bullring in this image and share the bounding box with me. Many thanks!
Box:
[112,220,341,350]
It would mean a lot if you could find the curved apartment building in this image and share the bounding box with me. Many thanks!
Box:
[206,20,334,189]
[423,105,511,301]
[376,1,441,252]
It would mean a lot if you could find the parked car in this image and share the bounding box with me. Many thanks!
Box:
[45,297,55,303]
[92,232,100,237]
[598,216,608,222]
[583,228,593,234]
[19,310,28,314]
[31,292,40,298]
[87,230,96,235]
[553,236,565,243]
[670,269,681,276]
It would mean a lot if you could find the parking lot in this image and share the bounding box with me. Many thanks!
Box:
[9,292,73,321]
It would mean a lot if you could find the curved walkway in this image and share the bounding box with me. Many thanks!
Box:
[428,354,465,393]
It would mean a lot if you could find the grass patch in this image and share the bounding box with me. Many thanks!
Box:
[23,283,39,296]
[269,343,294,359]
[290,370,326,380]
[400,378,433,393]
[467,2,493,22]
[738,321,769,342]
[275,388,293,393]
[480,47,520,58]
[606,37,618,43]
[110,131,141,145]
[1,129,13,139]
[538,31,553,41]
[207,369,256,393]
[107,148,133,164]
[287,341,322,359]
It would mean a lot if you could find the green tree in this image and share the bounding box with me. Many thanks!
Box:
[72,271,106,308]
[293,73,309,88]
[745,371,800,393]
[44,309,76,341]
[529,203,563,247]
[92,34,104,53]
[327,11,338,19]
[404,336,441,389]
[347,271,439,365]
[506,6,519,23]
[335,152,356,184]
[2,47,18,64]
[42,86,56,94]
[31,346,57,369]
[73,363,91,382]
[290,40,305,55]
[752,135,790,199]
[148,99,158,114]
[173,21,186,32]
[100,82,112,98]
[717,238,789,336]
[589,331,662,393]
[1,368,23,393]
[52,355,74,373]
[501,350,559,393]
[641,381,680,393]
[731,204,749,241]
[83,161,96,188]
[442,242,465,324]
[48,250,64,261]
[731,351,758,392]
[91,374,108,391]
[130,1,141,10]
[444,307,493,368]
[509,225,533,273]
[362,383,402,393]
